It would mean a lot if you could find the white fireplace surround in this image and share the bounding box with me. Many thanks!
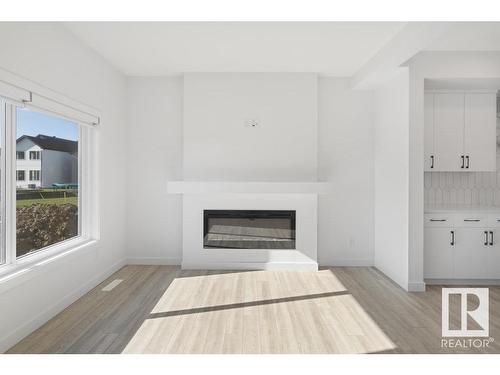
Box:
[167,181,330,271]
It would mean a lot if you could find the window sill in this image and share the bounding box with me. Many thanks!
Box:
[0,237,98,294]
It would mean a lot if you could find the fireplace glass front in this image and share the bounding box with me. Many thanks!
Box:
[203,210,296,249]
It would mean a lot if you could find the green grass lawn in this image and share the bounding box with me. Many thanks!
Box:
[16,196,78,208]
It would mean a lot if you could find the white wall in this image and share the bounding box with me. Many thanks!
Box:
[318,78,374,266]
[126,77,183,264]
[0,23,128,352]
[42,150,77,187]
[126,76,376,267]
[183,73,318,181]
[15,140,42,188]
[373,69,410,290]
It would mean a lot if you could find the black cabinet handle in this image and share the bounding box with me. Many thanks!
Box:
[464,219,480,222]
[450,230,455,246]
[484,231,489,245]
[461,155,465,169]
[430,219,446,222]
[490,231,494,246]
[466,155,470,169]
[430,155,434,169]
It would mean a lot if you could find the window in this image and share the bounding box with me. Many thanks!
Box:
[0,102,4,265]
[1,82,98,272]
[16,109,80,258]
[29,170,40,181]
[29,150,40,160]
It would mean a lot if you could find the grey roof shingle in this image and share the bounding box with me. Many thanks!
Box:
[17,134,77,154]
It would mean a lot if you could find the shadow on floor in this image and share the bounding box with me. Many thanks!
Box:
[148,290,350,319]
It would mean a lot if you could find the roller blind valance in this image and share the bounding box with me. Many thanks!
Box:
[0,77,100,126]
[27,93,100,126]
[0,80,31,103]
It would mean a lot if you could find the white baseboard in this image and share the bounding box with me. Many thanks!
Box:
[181,261,318,271]
[128,258,373,268]
[319,259,374,267]
[0,258,126,353]
[408,281,426,292]
[426,279,500,286]
[127,257,181,265]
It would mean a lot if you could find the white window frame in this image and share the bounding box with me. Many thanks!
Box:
[16,170,25,181]
[29,170,40,181]
[0,89,99,279]
[16,151,24,160]
[0,102,5,266]
[29,150,40,160]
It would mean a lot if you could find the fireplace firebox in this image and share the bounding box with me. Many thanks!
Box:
[203,210,296,249]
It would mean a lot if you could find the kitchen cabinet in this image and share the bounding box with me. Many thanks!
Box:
[464,93,497,171]
[424,92,435,170]
[424,209,500,280]
[488,228,500,279]
[433,93,465,171]
[424,91,496,172]
[424,227,454,279]
[453,228,489,279]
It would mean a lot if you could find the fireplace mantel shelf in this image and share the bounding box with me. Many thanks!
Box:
[167,181,331,194]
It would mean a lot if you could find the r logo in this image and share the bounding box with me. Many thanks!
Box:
[442,288,489,337]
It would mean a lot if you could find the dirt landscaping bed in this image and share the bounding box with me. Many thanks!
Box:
[16,203,78,257]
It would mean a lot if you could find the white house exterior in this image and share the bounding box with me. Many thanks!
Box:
[16,135,78,189]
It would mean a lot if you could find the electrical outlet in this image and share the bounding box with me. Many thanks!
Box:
[349,236,355,248]
[244,119,259,128]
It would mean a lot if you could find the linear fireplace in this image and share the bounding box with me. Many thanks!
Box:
[203,210,296,249]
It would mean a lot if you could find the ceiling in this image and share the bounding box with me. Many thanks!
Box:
[425,78,500,90]
[65,22,500,78]
[425,22,500,51]
[64,22,405,76]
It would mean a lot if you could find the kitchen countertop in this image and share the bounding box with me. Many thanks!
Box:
[425,204,500,213]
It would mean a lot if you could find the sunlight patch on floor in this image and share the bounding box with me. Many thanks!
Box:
[122,269,396,354]
[148,269,346,313]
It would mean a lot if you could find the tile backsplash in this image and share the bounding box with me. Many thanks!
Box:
[425,147,500,207]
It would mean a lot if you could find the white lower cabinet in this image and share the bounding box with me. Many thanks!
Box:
[424,228,454,279]
[453,228,489,279]
[424,212,500,280]
[488,229,500,279]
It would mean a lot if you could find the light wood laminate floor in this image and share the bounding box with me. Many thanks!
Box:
[7,266,500,354]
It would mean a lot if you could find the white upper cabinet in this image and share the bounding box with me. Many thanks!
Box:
[464,93,497,171]
[424,91,497,172]
[424,92,435,171]
[433,93,465,171]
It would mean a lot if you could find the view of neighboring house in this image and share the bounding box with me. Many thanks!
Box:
[16,134,78,189]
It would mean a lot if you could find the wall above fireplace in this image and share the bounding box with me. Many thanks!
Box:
[183,73,318,182]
